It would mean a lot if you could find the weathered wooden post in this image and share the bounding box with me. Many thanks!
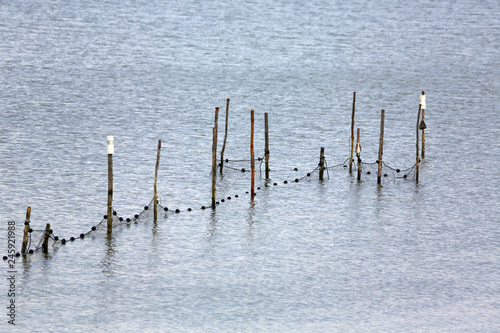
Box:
[349,92,356,174]
[420,91,426,159]
[154,139,161,222]
[107,136,114,232]
[250,109,255,198]
[356,128,362,181]
[212,108,219,209]
[220,99,230,173]
[377,109,385,185]
[21,206,31,253]
[319,147,325,180]
[42,223,51,252]
[264,112,270,179]
[416,104,421,182]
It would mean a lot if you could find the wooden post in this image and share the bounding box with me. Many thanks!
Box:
[356,128,361,181]
[42,223,51,252]
[416,104,421,182]
[220,99,230,173]
[21,206,31,253]
[319,147,325,180]
[154,139,161,222]
[377,109,385,185]
[349,92,356,174]
[211,126,217,209]
[420,91,426,159]
[264,112,270,179]
[250,110,255,197]
[212,108,219,209]
[107,136,114,232]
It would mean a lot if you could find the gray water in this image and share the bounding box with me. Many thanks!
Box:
[1,0,499,332]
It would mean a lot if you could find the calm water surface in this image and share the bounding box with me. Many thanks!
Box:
[1,0,499,331]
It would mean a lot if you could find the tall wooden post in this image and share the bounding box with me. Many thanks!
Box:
[264,112,270,179]
[377,110,385,185]
[154,139,161,222]
[42,223,51,252]
[250,110,255,198]
[21,206,31,253]
[212,108,219,209]
[319,147,325,180]
[420,91,426,159]
[220,99,230,173]
[416,104,421,182]
[349,92,356,174]
[107,136,114,232]
[356,128,361,181]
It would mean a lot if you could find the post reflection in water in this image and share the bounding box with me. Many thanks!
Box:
[101,231,117,279]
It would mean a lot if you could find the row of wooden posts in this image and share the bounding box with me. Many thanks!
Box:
[348,91,427,183]
[20,92,427,252]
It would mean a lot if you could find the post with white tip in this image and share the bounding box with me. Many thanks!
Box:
[107,136,114,232]
[420,91,426,159]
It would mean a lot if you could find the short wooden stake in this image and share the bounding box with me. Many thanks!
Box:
[416,104,421,182]
[264,112,270,179]
[420,91,426,159]
[349,92,356,174]
[42,223,51,252]
[356,128,361,181]
[154,139,161,222]
[377,109,385,185]
[107,136,114,232]
[21,206,31,254]
[250,110,255,197]
[220,99,230,173]
[319,147,325,180]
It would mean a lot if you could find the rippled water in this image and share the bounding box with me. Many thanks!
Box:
[1,0,499,331]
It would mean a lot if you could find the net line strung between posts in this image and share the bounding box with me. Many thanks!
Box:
[220,156,417,182]
[9,155,417,256]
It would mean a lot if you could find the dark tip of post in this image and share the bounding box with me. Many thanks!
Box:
[80,233,85,239]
